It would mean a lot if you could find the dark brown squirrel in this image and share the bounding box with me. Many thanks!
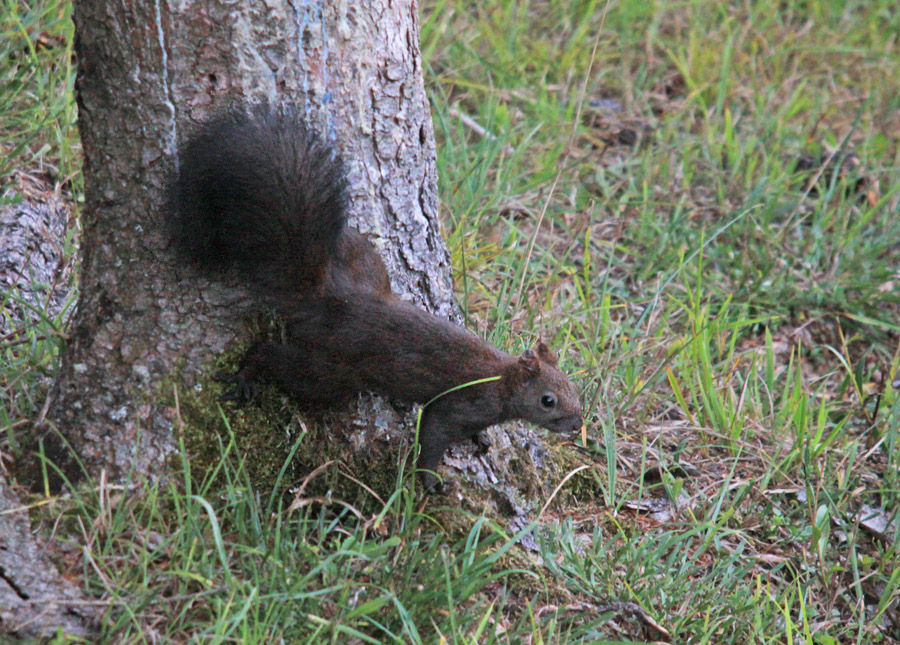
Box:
[170,104,583,490]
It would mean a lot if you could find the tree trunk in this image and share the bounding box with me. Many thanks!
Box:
[0,474,98,639]
[37,0,452,485]
[32,0,557,513]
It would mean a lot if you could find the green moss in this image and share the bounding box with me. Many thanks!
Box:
[161,342,415,509]
[160,334,588,523]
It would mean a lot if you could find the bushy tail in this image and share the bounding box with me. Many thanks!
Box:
[170,104,347,296]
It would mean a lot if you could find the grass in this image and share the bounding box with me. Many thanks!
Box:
[3,0,900,641]
[0,0,78,196]
[44,426,542,642]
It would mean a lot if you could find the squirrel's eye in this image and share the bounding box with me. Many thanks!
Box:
[540,394,556,409]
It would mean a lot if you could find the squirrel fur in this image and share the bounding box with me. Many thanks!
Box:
[171,104,583,490]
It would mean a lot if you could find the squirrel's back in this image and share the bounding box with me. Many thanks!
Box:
[170,105,348,297]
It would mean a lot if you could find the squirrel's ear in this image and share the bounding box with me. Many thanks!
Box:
[536,341,558,366]
[519,348,541,375]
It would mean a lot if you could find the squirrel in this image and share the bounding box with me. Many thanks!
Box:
[170,104,583,491]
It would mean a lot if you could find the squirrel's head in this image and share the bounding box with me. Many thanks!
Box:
[507,342,583,435]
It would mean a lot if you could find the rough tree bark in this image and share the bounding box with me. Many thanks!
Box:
[0,473,98,639]
[34,0,553,509]
[0,177,74,336]
[1,183,96,638]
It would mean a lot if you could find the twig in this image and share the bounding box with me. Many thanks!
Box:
[538,464,590,518]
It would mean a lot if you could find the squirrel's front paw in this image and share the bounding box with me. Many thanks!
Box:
[213,372,260,406]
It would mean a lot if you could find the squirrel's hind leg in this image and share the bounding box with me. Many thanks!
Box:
[225,340,354,408]
[214,371,260,405]
[213,340,273,405]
